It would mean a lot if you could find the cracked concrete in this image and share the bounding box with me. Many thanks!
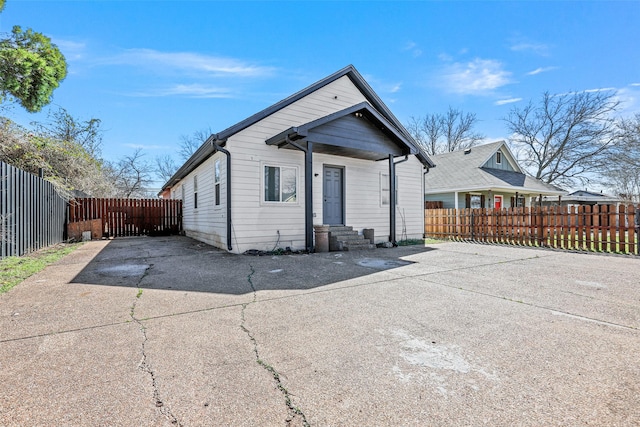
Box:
[240,265,310,427]
[1,236,639,426]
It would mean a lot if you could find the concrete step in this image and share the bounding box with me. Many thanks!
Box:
[324,225,376,252]
[343,241,376,251]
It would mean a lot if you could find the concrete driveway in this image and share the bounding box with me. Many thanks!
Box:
[1,236,638,426]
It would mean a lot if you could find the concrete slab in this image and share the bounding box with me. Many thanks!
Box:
[1,237,638,426]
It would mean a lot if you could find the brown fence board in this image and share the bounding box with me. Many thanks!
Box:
[425,204,639,256]
[69,197,182,238]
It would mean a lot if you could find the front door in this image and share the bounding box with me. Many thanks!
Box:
[323,166,343,225]
[494,195,503,209]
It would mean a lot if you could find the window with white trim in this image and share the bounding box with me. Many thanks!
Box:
[214,159,221,206]
[193,176,198,209]
[381,174,398,205]
[264,165,297,203]
[470,194,482,209]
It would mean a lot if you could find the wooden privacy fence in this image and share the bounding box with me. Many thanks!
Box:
[69,198,182,238]
[425,204,640,255]
[1,161,67,258]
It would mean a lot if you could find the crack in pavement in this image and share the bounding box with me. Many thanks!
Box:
[130,264,182,426]
[239,265,310,427]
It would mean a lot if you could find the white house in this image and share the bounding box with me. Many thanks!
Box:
[161,65,434,254]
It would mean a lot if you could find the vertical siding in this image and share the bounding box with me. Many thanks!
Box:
[483,149,517,171]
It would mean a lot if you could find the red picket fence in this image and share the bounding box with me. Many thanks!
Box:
[425,204,640,255]
[69,198,182,238]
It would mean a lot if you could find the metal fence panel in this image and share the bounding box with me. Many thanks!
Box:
[0,161,67,259]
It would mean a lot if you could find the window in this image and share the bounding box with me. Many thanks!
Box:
[470,195,482,209]
[264,165,297,203]
[381,174,398,205]
[214,159,221,206]
[496,151,502,164]
[193,176,198,209]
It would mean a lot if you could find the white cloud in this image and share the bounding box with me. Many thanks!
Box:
[584,87,617,93]
[402,41,422,57]
[495,98,522,106]
[52,38,87,61]
[102,48,274,77]
[122,143,170,150]
[526,66,558,76]
[629,83,640,87]
[128,84,233,98]
[510,41,550,56]
[440,58,512,95]
[363,74,402,95]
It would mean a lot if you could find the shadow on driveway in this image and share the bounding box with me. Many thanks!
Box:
[70,235,435,295]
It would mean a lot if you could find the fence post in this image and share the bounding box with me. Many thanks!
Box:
[635,204,640,255]
[470,210,475,241]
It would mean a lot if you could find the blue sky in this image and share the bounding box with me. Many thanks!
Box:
[2,1,639,184]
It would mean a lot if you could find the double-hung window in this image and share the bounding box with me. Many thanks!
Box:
[381,174,398,205]
[193,176,198,209]
[264,165,297,203]
[214,159,221,206]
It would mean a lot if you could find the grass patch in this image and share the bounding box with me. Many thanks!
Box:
[0,243,82,294]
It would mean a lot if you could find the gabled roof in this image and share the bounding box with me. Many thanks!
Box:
[424,141,565,196]
[162,65,432,190]
[265,102,431,164]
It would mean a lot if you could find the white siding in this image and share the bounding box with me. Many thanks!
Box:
[173,75,425,253]
[174,152,228,249]
[227,76,370,253]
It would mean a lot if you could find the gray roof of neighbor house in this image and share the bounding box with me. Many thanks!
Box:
[161,65,434,191]
[424,141,566,195]
[553,190,621,203]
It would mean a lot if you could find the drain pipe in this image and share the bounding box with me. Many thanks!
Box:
[211,138,232,251]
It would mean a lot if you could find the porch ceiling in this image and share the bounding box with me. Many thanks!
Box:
[265,102,421,162]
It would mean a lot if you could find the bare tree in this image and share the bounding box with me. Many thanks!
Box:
[32,106,103,157]
[109,149,153,198]
[602,113,640,202]
[179,127,212,161]
[154,154,178,184]
[406,107,484,156]
[505,91,621,187]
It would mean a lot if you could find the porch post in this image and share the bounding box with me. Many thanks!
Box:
[305,142,314,252]
[389,154,396,244]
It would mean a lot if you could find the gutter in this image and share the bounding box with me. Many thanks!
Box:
[210,136,233,251]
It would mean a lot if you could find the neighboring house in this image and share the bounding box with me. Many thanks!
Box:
[424,141,565,209]
[542,190,621,207]
[161,65,434,254]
